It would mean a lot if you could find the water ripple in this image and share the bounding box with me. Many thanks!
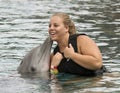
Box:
[0,0,120,93]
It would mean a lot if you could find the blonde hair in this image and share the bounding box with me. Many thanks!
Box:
[52,12,76,35]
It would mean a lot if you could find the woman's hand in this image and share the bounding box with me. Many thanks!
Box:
[51,52,63,67]
[63,44,75,58]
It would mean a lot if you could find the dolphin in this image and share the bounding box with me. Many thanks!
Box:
[17,37,52,74]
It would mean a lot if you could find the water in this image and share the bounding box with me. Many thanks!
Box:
[0,0,120,93]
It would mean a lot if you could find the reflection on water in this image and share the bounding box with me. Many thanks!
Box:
[0,0,120,93]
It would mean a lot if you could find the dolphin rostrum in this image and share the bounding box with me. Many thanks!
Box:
[17,37,53,74]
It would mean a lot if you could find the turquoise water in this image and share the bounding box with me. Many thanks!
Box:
[0,0,120,93]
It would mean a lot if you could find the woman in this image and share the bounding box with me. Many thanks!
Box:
[49,12,107,76]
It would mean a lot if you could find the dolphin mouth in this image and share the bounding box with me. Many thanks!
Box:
[17,37,53,74]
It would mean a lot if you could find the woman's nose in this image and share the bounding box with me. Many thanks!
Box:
[49,25,54,30]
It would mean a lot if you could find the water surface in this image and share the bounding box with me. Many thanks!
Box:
[0,0,120,93]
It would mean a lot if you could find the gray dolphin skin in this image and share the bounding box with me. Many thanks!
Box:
[17,37,52,74]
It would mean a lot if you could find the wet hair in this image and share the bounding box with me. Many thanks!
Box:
[52,12,76,35]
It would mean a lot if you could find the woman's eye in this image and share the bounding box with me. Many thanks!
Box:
[54,24,59,27]
[49,23,59,28]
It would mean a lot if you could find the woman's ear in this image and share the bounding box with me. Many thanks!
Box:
[65,25,69,33]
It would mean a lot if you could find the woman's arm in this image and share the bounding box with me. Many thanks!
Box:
[50,52,63,67]
[63,35,102,70]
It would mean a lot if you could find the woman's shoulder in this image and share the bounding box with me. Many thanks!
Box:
[77,34,99,52]
[69,33,87,40]
[77,34,94,43]
[70,33,86,37]
[69,33,94,43]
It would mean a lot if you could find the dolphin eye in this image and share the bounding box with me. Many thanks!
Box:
[31,67,36,72]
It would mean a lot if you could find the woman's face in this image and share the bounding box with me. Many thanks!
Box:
[48,16,69,41]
